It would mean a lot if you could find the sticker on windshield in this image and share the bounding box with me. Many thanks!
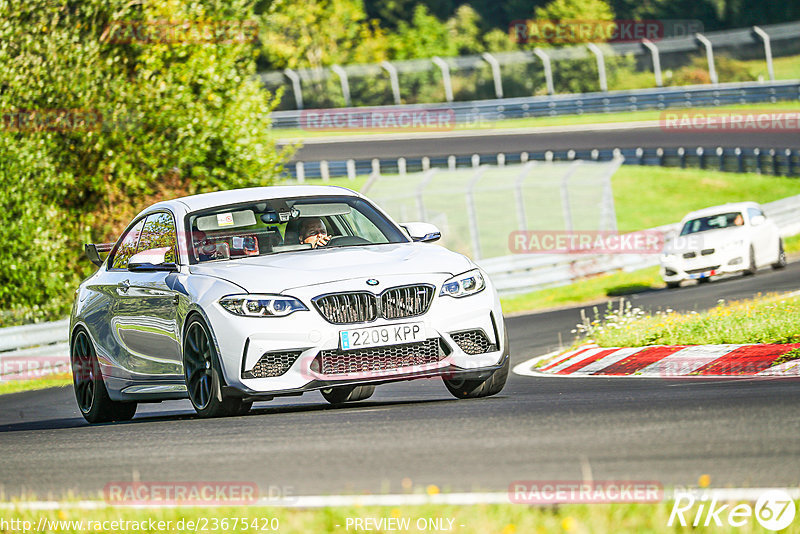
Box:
[217,213,234,227]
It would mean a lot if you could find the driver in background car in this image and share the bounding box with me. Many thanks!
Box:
[299,217,330,248]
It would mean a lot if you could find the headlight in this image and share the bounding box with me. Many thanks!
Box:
[219,294,307,317]
[440,268,486,298]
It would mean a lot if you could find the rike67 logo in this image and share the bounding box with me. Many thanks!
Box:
[669,489,796,531]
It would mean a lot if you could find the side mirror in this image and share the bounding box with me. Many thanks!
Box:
[401,222,441,243]
[750,214,765,226]
[128,247,179,272]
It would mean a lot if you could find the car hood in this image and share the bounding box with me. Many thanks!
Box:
[188,242,473,293]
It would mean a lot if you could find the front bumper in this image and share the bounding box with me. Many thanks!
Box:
[206,274,507,395]
[660,247,747,282]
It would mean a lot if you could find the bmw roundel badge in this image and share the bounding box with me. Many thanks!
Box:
[366,279,379,286]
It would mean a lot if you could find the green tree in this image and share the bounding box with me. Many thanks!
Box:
[0,0,290,323]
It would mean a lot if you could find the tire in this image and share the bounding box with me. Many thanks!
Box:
[666,281,680,289]
[697,277,711,284]
[183,316,248,418]
[743,245,757,276]
[71,329,137,424]
[772,240,787,270]
[443,329,509,399]
[321,385,375,404]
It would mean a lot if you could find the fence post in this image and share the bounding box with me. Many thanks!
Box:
[448,155,456,171]
[678,147,686,168]
[432,56,454,102]
[641,38,663,87]
[398,157,407,176]
[371,158,381,177]
[736,147,744,173]
[346,159,356,180]
[656,147,664,166]
[497,153,506,166]
[636,147,644,165]
[697,147,705,169]
[695,33,718,85]
[787,149,795,177]
[283,68,304,110]
[295,161,305,183]
[752,26,775,82]
[717,147,725,172]
[754,148,762,174]
[533,48,555,95]
[330,65,351,107]
[320,160,330,181]
[465,167,486,259]
[586,43,608,92]
[514,162,536,231]
[415,169,438,220]
[422,156,430,171]
[481,52,504,99]
[471,154,481,168]
[559,161,582,233]
[770,148,779,176]
[381,61,402,105]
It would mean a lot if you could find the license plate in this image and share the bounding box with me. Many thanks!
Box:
[689,270,716,279]
[340,322,425,351]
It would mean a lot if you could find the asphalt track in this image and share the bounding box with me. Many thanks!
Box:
[284,123,800,161]
[1,262,799,499]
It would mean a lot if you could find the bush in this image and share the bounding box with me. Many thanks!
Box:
[0,0,291,324]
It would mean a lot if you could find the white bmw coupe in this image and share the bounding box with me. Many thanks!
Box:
[71,186,509,423]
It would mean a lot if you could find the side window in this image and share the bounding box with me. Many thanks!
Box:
[137,212,177,263]
[747,207,764,219]
[111,218,146,269]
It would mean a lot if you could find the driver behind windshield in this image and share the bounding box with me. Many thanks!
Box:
[299,217,330,248]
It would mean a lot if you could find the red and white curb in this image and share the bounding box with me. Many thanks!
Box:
[514,343,800,378]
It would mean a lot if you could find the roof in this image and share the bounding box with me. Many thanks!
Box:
[142,185,360,216]
[681,201,761,221]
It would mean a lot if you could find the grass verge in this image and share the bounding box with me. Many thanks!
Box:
[273,100,800,140]
[3,501,796,533]
[0,374,72,395]
[573,293,800,348]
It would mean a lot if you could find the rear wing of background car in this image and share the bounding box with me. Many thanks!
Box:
[85,242,114,267]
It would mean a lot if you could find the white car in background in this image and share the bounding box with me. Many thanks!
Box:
[660,201,786,288]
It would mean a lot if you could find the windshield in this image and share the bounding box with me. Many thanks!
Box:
[679,212,744,236]
[186,195,408,263]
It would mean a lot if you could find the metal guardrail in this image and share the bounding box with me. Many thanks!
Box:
[289,145,800,180]
[272,80,800,129]
[0,319,70,380]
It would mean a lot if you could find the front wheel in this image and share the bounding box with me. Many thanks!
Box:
[183,316,248,418]
[71,329,137,424]
[443,354,509,399]
[321,385,375,404]
[772,240,787,270]
[743,245,757,276]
